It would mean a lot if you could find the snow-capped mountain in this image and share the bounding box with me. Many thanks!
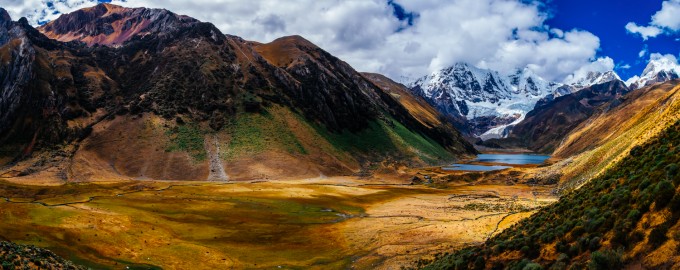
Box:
[565,70,621,90]
[625,58,680,90]
[409,63,621,139]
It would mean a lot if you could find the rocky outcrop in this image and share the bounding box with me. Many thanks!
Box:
[0,241,86,269]
[0,12,38,150]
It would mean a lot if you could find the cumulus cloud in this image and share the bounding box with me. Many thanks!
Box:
[626,0,680,40]
[5,0,609,81]
[651,0,680,30]
[1,0,99,24]
[625,22,663,40]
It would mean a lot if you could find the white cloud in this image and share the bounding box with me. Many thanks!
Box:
[1,0,98,24]
[639,44,648,58]
[652,0,680,31]
[562,57,615,84]
[4,0,608,82]
[649,52,678,64]
[625,0,680,40]
[625,22,662,40]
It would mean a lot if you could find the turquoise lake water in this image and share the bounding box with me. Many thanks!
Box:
[443,154,550,171]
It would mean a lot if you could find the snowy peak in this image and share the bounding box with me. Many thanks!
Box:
[642,57,679,77]
[408,62,628,139]
[565,70,621,90]
[626,58,680,89]
[409,62,565,139]
[410,63,560,120]
[508,67,559,96]
[411,62,513,105]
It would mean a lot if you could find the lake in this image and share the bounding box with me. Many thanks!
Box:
[443,153,550,172]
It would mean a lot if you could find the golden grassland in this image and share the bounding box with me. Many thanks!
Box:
[0,176,555,270]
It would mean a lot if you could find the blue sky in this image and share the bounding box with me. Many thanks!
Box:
[546,0,678,79]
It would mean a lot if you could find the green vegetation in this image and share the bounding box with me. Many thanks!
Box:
[165,124,206,161]
[315,115,453,164]
[424,120,680,269]
[315,120,399,155]
[387,118,454,163]
[222,106,453,165]
[222,108,307,160]
[459,202,535,213]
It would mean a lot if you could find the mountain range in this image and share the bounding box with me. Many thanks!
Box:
[0,4,475,182]
[408,58,680,141]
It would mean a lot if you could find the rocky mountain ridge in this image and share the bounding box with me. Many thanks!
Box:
[409,57,679,140]
[486,80,631,153]
[0,4,474,182]
[408,63,618,139]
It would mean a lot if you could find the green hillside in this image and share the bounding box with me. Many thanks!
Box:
[424,120,680,269]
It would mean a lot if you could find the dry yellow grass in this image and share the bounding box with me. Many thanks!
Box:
[0,178,556,269]
[536,81,680,191]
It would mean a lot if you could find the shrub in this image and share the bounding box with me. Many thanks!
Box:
[666,164,679,181]
[654,180,675,208]
[586,217,606,232]
[626,209,641,222]
[638,178,651,190]
[549,262,567,270]
[571,226,585,238]
[588,249,623,270]
[473,256,485,270]
[521,246,531,255]
[670,195,680,213]
[523,262,544,270]
[589,237,602,251]
[568,244,579,256]
[2,261,14,270]
[649,226,669,247]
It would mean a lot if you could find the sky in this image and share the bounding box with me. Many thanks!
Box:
[546,0,680,81]
[0,0,678,83]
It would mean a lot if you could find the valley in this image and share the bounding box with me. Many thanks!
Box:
[0,176,555,270]
[1,2,680,269]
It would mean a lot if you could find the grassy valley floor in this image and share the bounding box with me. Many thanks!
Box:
[0,177,555,269]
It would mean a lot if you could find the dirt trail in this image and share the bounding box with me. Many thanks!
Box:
[205,135,228,181]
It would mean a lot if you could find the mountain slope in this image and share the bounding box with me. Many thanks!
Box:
[0,4,474,182]
[425,119,680,269]
[543,80,680,192]
[360,72,476,156]
[488,80,630,153]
